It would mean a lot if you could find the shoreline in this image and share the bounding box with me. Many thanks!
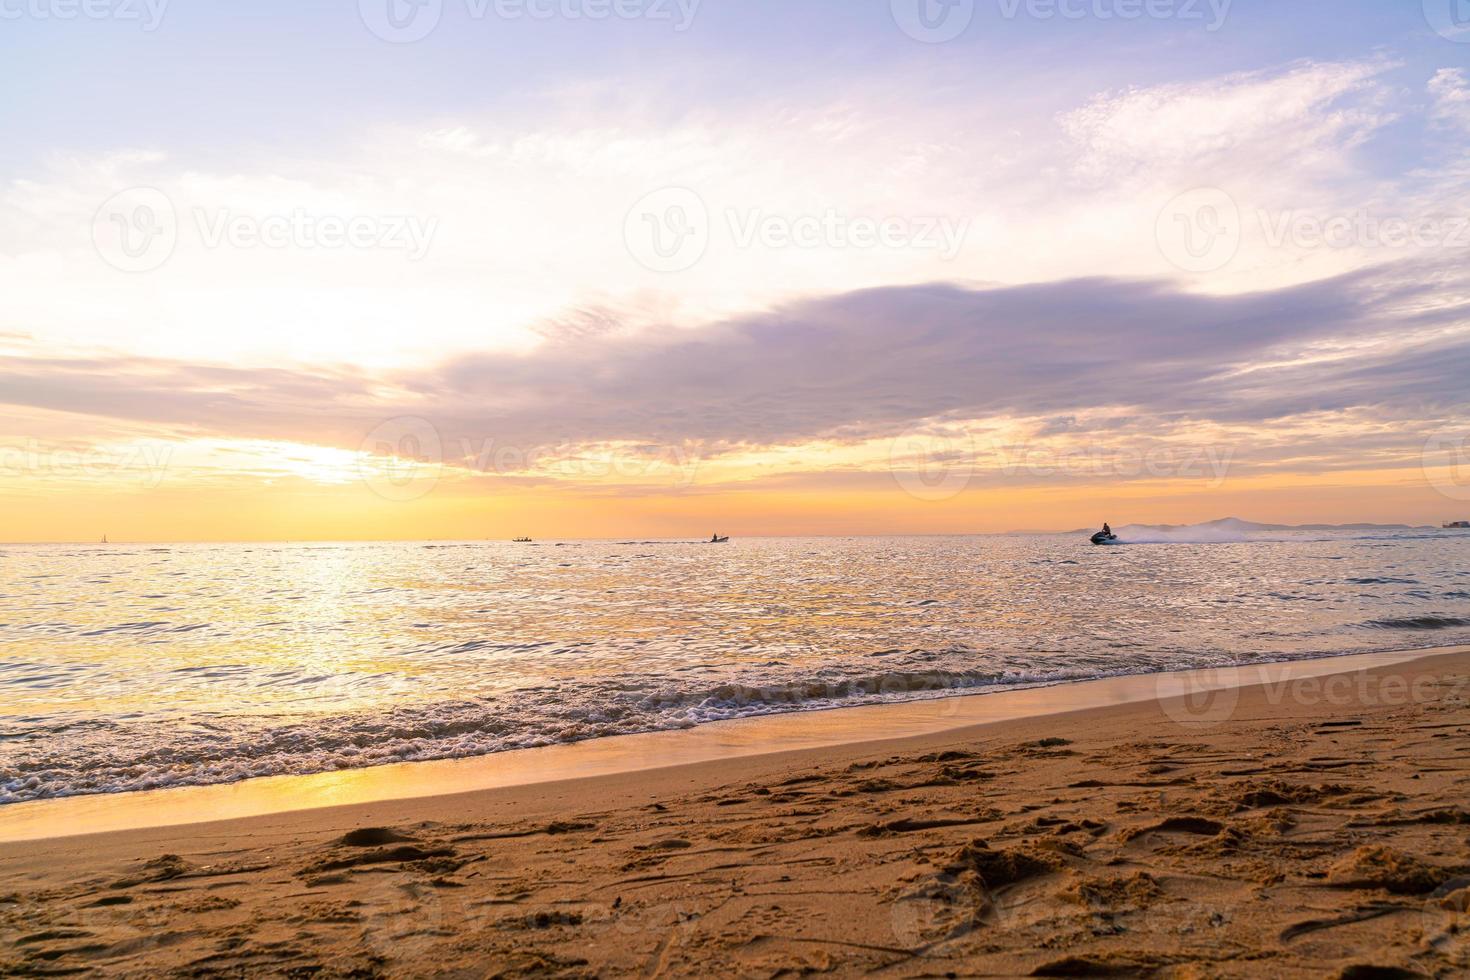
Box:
[3,645,1469,975]
[1,644,1463,845]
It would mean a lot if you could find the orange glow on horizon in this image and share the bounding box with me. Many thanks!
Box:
[4,460,1463,544]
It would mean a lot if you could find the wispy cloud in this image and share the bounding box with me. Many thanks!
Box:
[1429,68,1470,133]
[1062,60,1395,185]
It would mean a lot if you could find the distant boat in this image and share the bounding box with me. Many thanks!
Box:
[708,534,730,544]
[100,534,109,544]
[1445,521,1470,529]
[512,537,533,543]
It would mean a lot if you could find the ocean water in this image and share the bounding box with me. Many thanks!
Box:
[3,529,1469,804]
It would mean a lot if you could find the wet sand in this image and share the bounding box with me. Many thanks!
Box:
[3,648,1469,977]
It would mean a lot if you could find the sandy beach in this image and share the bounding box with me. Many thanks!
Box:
[10,0,1470,975]
[3,648,1469,978]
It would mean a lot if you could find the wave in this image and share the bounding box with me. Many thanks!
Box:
[0,663,1142,804]
[1362,616,1470,630]
[7,642,1462,805]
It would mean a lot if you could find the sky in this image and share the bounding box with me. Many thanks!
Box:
[1,0,1469,541]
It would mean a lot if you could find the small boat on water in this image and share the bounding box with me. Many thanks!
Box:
[1445,521,1470,529]
[1090,531,1118,545]
[708,534,730,544]
[512,537,533,543]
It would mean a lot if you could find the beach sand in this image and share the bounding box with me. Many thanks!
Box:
[3,649,1469,978]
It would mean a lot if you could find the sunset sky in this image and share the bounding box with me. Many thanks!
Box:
[2,0,1469,541]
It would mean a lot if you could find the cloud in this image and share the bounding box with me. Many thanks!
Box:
[1429,68,1470,133]
[1061,60,1394,186]
[2,260,1466,488]
[4,53,1468,497]
[2,56,1448,378]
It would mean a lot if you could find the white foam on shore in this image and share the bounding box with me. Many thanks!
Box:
[0,645,1461,844]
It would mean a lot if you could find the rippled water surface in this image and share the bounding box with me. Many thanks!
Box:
[3,531,1469,802]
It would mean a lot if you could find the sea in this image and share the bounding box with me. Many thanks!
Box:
[3,527,1469,804]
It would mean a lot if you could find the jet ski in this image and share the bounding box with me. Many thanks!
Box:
[1090,530,1119,546]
